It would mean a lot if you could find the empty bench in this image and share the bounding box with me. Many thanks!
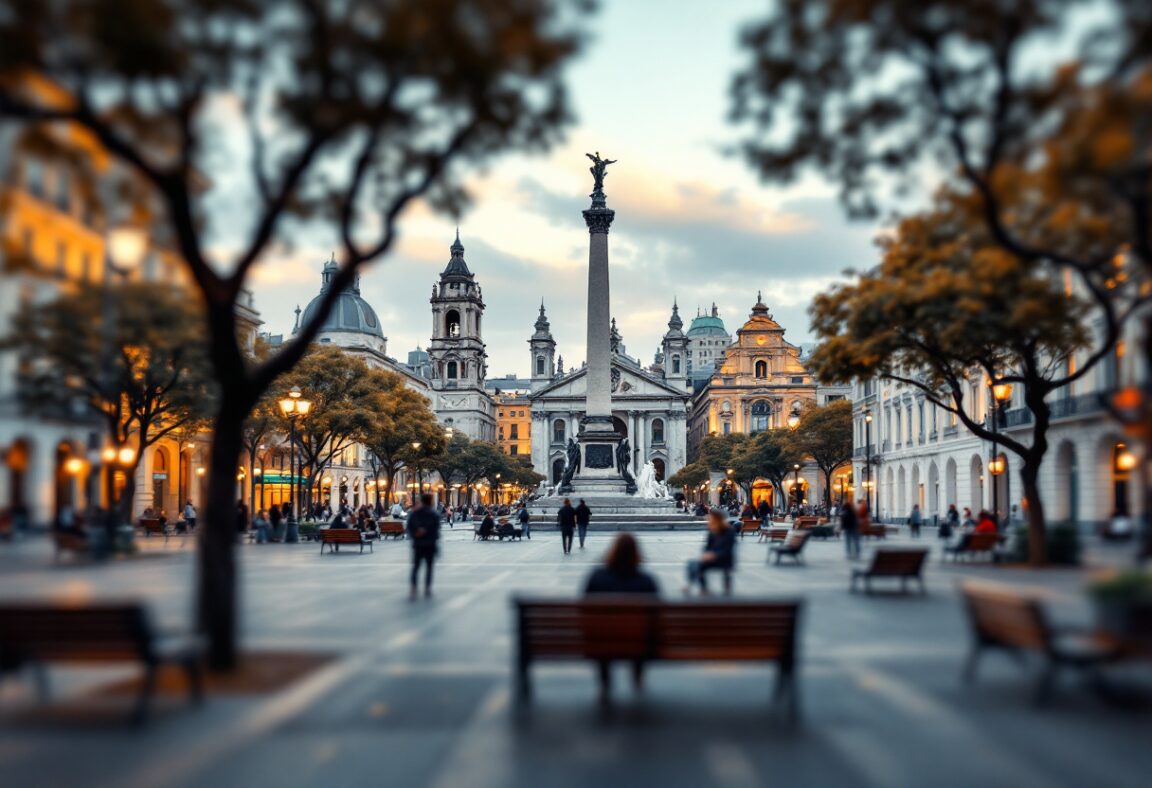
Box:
[378,521,405,540]
[960,582,1119,704]
[851,548,929,594]
[513,598,803,719]
[739,519,762,538]
[0,602,204,724]
[320,528,373,554]
[770,531,811,565]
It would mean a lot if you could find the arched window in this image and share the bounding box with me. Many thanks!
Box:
[552,419,566,443]
[651,418,665,444]
[446,361,458,380]
[536,355,545,376]
[672,355,681,374]
[445,309,461,337]
[751,400,770,432]
[754,359,768,378]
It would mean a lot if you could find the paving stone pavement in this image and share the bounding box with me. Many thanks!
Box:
[0,528,1148,788]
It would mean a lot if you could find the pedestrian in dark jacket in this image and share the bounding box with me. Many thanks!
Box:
[757,499,770,521]
[557,499,577,554]
[406,494,441,598]
[575,499,592,548]
[684,509,737,595]
[517,505,531,539]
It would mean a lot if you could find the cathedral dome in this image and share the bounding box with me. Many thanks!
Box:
[296,258,383,339]
[686,314,727,336]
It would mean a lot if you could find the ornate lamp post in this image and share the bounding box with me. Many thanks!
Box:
[989,379,1013,525]
[278,389,312,524]
[410,442,423,500]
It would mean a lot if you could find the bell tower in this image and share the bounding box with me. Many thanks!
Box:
[428,230,495,440]
[529,300,556,392]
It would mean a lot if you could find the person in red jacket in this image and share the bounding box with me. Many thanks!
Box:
[974,510,998,534]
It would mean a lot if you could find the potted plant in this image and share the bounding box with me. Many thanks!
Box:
[1088,570,1152,640]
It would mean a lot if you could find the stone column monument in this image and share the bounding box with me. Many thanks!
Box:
[558,152,636,496]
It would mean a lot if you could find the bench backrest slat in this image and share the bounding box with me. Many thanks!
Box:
[961,583,1048,650]
[869,549,928,574]
[322,528,364,543]
[0,605,152,662]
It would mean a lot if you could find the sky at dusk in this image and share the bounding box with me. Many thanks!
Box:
[244,0,884,376]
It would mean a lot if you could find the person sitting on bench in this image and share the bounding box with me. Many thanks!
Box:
[684,509,736,595]
[584,533,659,700]
[478,514,496,540]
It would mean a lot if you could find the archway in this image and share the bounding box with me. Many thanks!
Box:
[7,438,31,511]
[445,309,461,337]
[944,458,958,511]
[152,447,169,513]
[611,415,628,439]
[751,480,774,508]
[969,455,984,513]
[1054,441,1079,522]
[651,458,666,482]
[551,456,565,485]
[927,461,940,517]
[1098,434,1136,521]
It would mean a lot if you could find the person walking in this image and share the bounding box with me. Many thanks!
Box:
[557,498,577,555]
[908,504,922,538]
[684,509,737,595]
[575,499,592,549]
[941,504,959,540]
[235,499,249,536]
[252,509,271,543]
[842,498,861,560]
[183,500,197,532]
[517,504,531,539]
[406,493,441,599]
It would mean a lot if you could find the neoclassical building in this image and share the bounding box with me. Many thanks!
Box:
[529,302,690,485]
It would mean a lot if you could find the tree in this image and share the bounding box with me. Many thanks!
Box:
[427,433,473,501]
[808,197,1113,565]
[0,0,588,668]
[458,441,509,503]
[358,370,444,507]
[732,0,1152,556]
[277,346,376,512]
[793,400,853,509]
[734,430,803,511]
[6,280,213,523]
[668,462,709,494]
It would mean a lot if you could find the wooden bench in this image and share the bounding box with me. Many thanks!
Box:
[513,597,802,719]
[138,518,169,542]
[52,531,89,561]
[378,521,406,540]
[860,523,888,539]
[960,582,1119,704]
[320,528,373,554]
[793,516,820,530]
[851,548,929,594]
[770,531,811,565]
[739,518,762,537]
[944,532,1002,562]
[759,526,791,543]
[0,602,204,724]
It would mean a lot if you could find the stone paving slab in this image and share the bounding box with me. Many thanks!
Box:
[0,531,1147,787]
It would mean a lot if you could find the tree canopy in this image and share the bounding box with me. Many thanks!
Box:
[357,368,445,506]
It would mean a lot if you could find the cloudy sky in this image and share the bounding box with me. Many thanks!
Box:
[245,0,883,376]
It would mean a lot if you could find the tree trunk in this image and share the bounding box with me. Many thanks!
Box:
[1019,457,1048,567]
[198,400,246,670]
[822,468,834,510]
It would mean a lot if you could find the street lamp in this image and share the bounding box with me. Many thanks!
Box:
[792,463,801,509]
[989,378,1013,524]
[279,388,312,523]
[863,410,873,514]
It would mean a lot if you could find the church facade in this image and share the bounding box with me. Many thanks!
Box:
[528,302,690,485]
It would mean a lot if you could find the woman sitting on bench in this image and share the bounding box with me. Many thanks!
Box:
[584,533,659,701]
[684,509,736,595]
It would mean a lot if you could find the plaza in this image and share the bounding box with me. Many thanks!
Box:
[0,529,1147,788]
